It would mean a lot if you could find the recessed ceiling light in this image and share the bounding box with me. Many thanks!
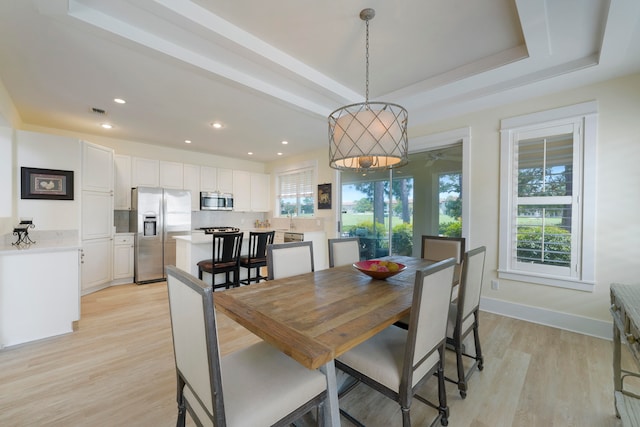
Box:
[248,152,253,155]
[185,140,192,144]
[101,123,113,129]
[277,152,283,156]
[114,98,126,104]
[211,122,223,129]
[281,140,288,145]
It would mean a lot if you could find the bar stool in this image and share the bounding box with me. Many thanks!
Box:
[197,231,243,290]
[239,231,274,285]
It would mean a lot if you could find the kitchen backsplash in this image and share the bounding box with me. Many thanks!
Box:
[115,210,324,233]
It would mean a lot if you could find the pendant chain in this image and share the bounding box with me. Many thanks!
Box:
[365,18,370,105]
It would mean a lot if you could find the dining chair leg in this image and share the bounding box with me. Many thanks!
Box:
[437,348,449,425]
[176,377,186,427]
[401,406,411,427]
[473,313,484,370]
[455,337,467,398]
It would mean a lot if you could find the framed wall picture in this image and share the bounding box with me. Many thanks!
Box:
[318,183,331,209]
[21,167,74,200]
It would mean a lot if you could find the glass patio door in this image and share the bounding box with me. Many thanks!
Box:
[339,143,462,258]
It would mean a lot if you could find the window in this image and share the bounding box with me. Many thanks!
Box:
[499,102,597,291]
[276,167,315,217]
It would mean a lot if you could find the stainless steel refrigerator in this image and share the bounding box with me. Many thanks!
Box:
[131,187,191,283]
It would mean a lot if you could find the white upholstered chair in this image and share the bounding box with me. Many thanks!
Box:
[445,246,487,398]
[335,258,457,427]
[166,266,327,427]
[328,237,361,268]
[421,235,465,263]
[266,241,314,280]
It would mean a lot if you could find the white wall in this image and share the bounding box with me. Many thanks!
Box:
[16,131,81,231]
[266,72,640,330]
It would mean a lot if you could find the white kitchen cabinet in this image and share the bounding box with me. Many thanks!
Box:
[81,191,113,240]
[114,154,132,210]
[217,168,233,193]
[250,172,270,212]
[160,160,184,189]
[201,166,233,193]
[183,164,200,211]
[82,142,114,192]
[112,234,134,283]
[81,238,113,294]
[131,157,159,187]
[232,170,251,211]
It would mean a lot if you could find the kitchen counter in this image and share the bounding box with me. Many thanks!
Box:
[0,230,80,348]
[0,230,80,255]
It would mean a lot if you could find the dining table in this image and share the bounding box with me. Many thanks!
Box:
[213,255,456,426]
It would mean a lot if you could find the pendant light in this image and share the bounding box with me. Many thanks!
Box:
[328,8,408,171]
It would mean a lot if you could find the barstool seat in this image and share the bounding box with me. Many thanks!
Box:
[197,231,243,290]
[239,231,274,285]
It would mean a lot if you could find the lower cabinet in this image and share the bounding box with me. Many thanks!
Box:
[81,238,112,295]
[113,234,134,284]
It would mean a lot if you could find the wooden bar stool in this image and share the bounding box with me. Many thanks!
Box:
[197,231,243,290]
[239,231,274,285]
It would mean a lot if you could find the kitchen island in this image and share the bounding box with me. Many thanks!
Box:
[0,230,81,348]
[174,229,327,283]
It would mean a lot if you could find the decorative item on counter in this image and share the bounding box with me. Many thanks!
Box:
[12,219,36,245]
[353,260,406,280]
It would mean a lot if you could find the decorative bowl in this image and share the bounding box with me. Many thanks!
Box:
[353,260,406,280]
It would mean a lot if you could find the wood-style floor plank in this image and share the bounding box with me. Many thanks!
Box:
[0,282,629,426]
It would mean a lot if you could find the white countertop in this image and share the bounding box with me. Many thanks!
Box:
[0,230,81,255]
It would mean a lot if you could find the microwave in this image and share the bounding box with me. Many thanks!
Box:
[200,192,234,211]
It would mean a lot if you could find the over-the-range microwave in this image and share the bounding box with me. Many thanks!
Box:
[200,191,234,211]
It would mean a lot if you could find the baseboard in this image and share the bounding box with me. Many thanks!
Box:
[480,296,612,340]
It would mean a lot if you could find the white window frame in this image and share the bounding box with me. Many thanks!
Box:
[274,160,317,218]
[498,101,597,291]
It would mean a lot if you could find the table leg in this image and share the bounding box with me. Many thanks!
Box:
[320,361,340,426]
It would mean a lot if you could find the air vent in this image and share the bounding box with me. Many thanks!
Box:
[90,107,107,115]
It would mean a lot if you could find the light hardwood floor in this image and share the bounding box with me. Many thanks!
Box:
[0,281,631,426]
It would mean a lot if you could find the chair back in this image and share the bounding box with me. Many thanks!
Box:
[267,241,314,280]
[402,258,456,389]
[247,231,275,262]
[212,232,243,266]
[421,235,465,263]
[166,265,225,426]
[328,237,360,267]
[457,246,487,325]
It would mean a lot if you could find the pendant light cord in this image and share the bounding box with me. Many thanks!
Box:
[365,17,370,105]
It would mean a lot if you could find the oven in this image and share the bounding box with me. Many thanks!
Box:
[200,192,234,211]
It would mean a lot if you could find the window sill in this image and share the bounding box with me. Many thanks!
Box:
[497,269,594,292]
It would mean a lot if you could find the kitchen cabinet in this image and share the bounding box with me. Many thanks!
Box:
[114,154,132,210]
[131,157,159,187]
[82,191,113,240]
[183,164,200,211]
[113,234,134,283]
[82,141,114,294]
[82,142,114,192]
[81,238,113,294]
[232,170,251,211]
[160,160,184,189]
[201,166,233,193]
[250,172,270,212]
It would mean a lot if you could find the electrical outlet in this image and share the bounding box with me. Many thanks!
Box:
[491,279,499,290]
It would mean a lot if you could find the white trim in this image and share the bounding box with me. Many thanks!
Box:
[500,100,598,129]
[480,296,612,340]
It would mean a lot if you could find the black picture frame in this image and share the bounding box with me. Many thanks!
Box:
[21,167,74,200]
[318,183,331,209]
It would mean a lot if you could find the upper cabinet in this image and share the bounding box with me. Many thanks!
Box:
[159,160,184,189]
[82,142,113,193]
[232,170,251,211]
[114,154,132,210]
[131,157,159,187]
[200,166,233,193]
[250,172,270,212]
[183,164,200,211]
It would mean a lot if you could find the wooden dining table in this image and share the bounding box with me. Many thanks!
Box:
[213,255,450,426]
